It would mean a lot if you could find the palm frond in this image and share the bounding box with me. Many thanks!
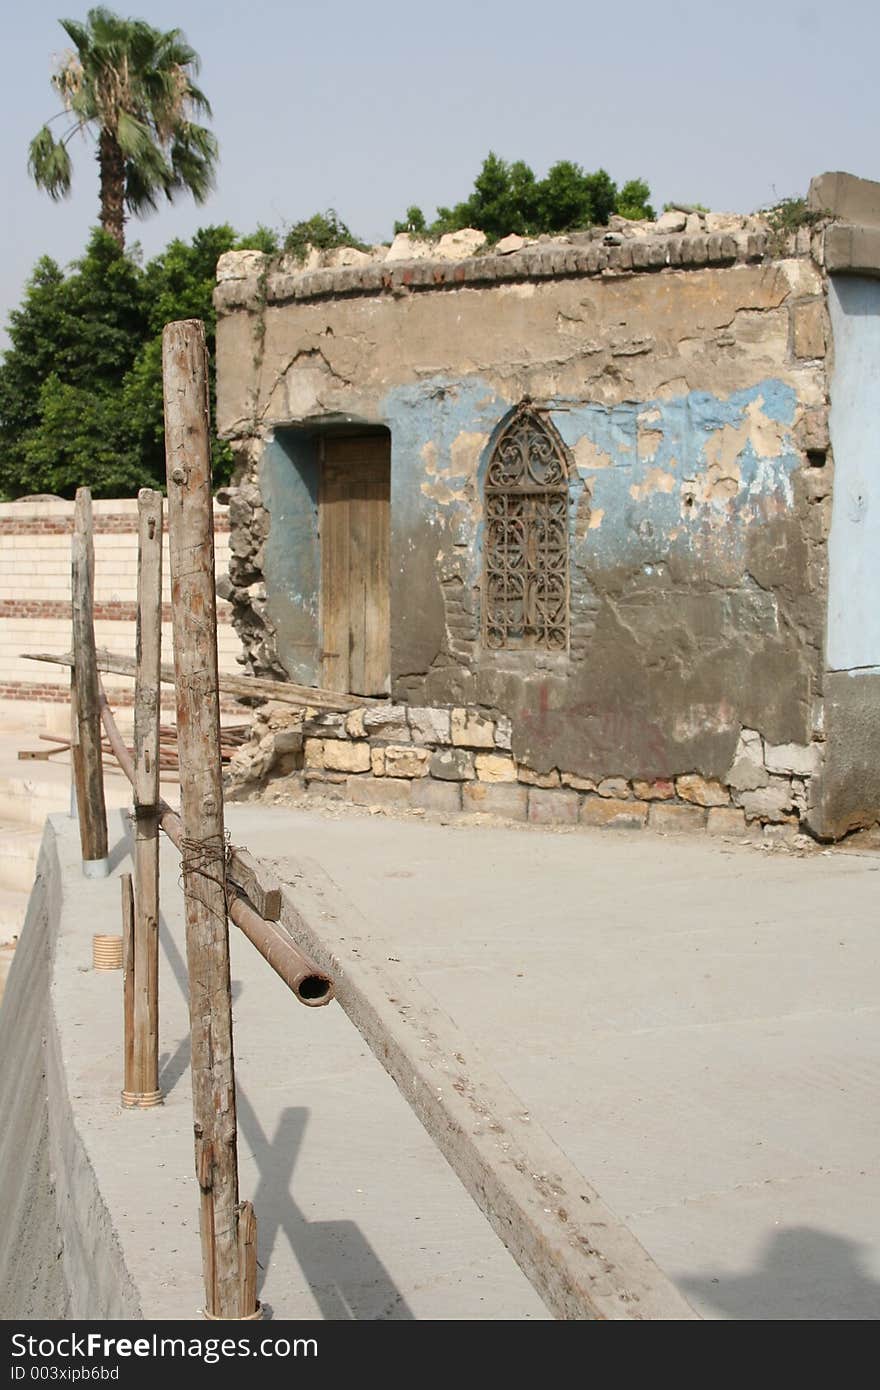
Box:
[27,126,74,200]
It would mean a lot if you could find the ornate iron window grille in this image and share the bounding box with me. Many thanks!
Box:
[483,403,570,652]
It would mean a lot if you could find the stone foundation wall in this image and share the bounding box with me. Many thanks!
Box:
[230,700,822,842]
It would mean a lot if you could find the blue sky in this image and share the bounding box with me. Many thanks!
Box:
[2,0,877,346]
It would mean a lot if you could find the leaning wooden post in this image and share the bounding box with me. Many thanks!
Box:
[163,319,256,1320]
[123,488,164,1108]
[71,487,109,875]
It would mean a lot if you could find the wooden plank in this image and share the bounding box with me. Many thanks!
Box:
[348,471,368,695]
[71,488,108,868]
[22,649,372,712]
[364,467,390,696]
[321,436,391,698]
[163,318,242,1319]
[227,846,282,921]
[237,1201,259,1318]
[320,462,351,694]
[132,488,163,1106]
[273,857,700,1322]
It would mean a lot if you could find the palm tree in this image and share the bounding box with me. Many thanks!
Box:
[28,8,218,248]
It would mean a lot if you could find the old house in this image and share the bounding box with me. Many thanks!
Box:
[214,171,880,841]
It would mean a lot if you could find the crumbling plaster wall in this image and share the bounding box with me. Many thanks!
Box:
[216,241,831,801]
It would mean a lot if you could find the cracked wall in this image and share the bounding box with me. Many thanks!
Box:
[217,240,834,828]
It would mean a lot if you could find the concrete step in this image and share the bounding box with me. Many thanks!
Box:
[0,771,133,830]
[0,821,42,894]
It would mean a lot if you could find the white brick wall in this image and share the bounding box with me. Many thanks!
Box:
[0,499,239,714]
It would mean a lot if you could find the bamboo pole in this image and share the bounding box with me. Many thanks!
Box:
[121,874,136,1102]
[164,318,249,1319]
[71,487,109,874]
[127,488,164,1108]
[96,683,333,1006]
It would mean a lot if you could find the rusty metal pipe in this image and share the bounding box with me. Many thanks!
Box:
[98,683,334,1007]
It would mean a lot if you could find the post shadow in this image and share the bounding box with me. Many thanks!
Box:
[157,909,414,1318]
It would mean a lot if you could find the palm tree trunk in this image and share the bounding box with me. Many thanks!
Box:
[99,128,126,248]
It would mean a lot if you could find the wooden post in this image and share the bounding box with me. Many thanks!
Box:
[121,874,136,1100]
[71,487,109,873]
[120,489,164,1108]
[163,319,251,1319]
[237,1202,259,1318]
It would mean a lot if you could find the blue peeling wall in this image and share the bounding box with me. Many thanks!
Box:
[377,372,813,779]
[260,431,320,686]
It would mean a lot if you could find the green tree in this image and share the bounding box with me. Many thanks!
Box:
[0,231,147,497]
[28,7,217,248]
[393,205,427,236]
[0,224,267,500]
[617,179,655,221]
[405,153,652,241]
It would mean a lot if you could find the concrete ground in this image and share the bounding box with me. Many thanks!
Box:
[40,795,880,1319]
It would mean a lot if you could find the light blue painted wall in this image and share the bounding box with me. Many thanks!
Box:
[260,431,320,684]
[827,276,880,672]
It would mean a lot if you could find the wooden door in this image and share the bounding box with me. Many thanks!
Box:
[320,435,390,696]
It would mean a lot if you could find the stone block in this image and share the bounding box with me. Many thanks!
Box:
[430,748,475,781]
[735,729,763,761]
[346,776,412,807]
[385,233,435,263]
[345,708,366,738]
[648,803,707,834]
[384,745,431,778]
[451,708,496,748]
[675,774,729,806]
[632,778,675,800]
[463,782,528,820]
[322,740,371,774]
[706,807,748,836]
[370,747,385,776]
[304,738,324,769]
[528,789,580,825]
[763,821,800,845]
[561,771,597,792]
[738,778,797,823]
[656,209,687,233]
[763,742,821,777]
[726,758,769,793]
[494,716,513,751]
[303,711,347,739]
[580,797,648,829]
[435,228,487,259]
[474,752,517,783]
[792,301,826,359]
[363,704,410,740]
[410,779,462,813]
[408,706,452,746]
[517,767,560,787]
[597,777,630,799]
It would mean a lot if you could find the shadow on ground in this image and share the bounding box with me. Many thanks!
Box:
[158,911,413,1319]
[682,1227,880,1320]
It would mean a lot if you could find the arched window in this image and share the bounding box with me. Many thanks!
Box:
[484,402,570,651]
